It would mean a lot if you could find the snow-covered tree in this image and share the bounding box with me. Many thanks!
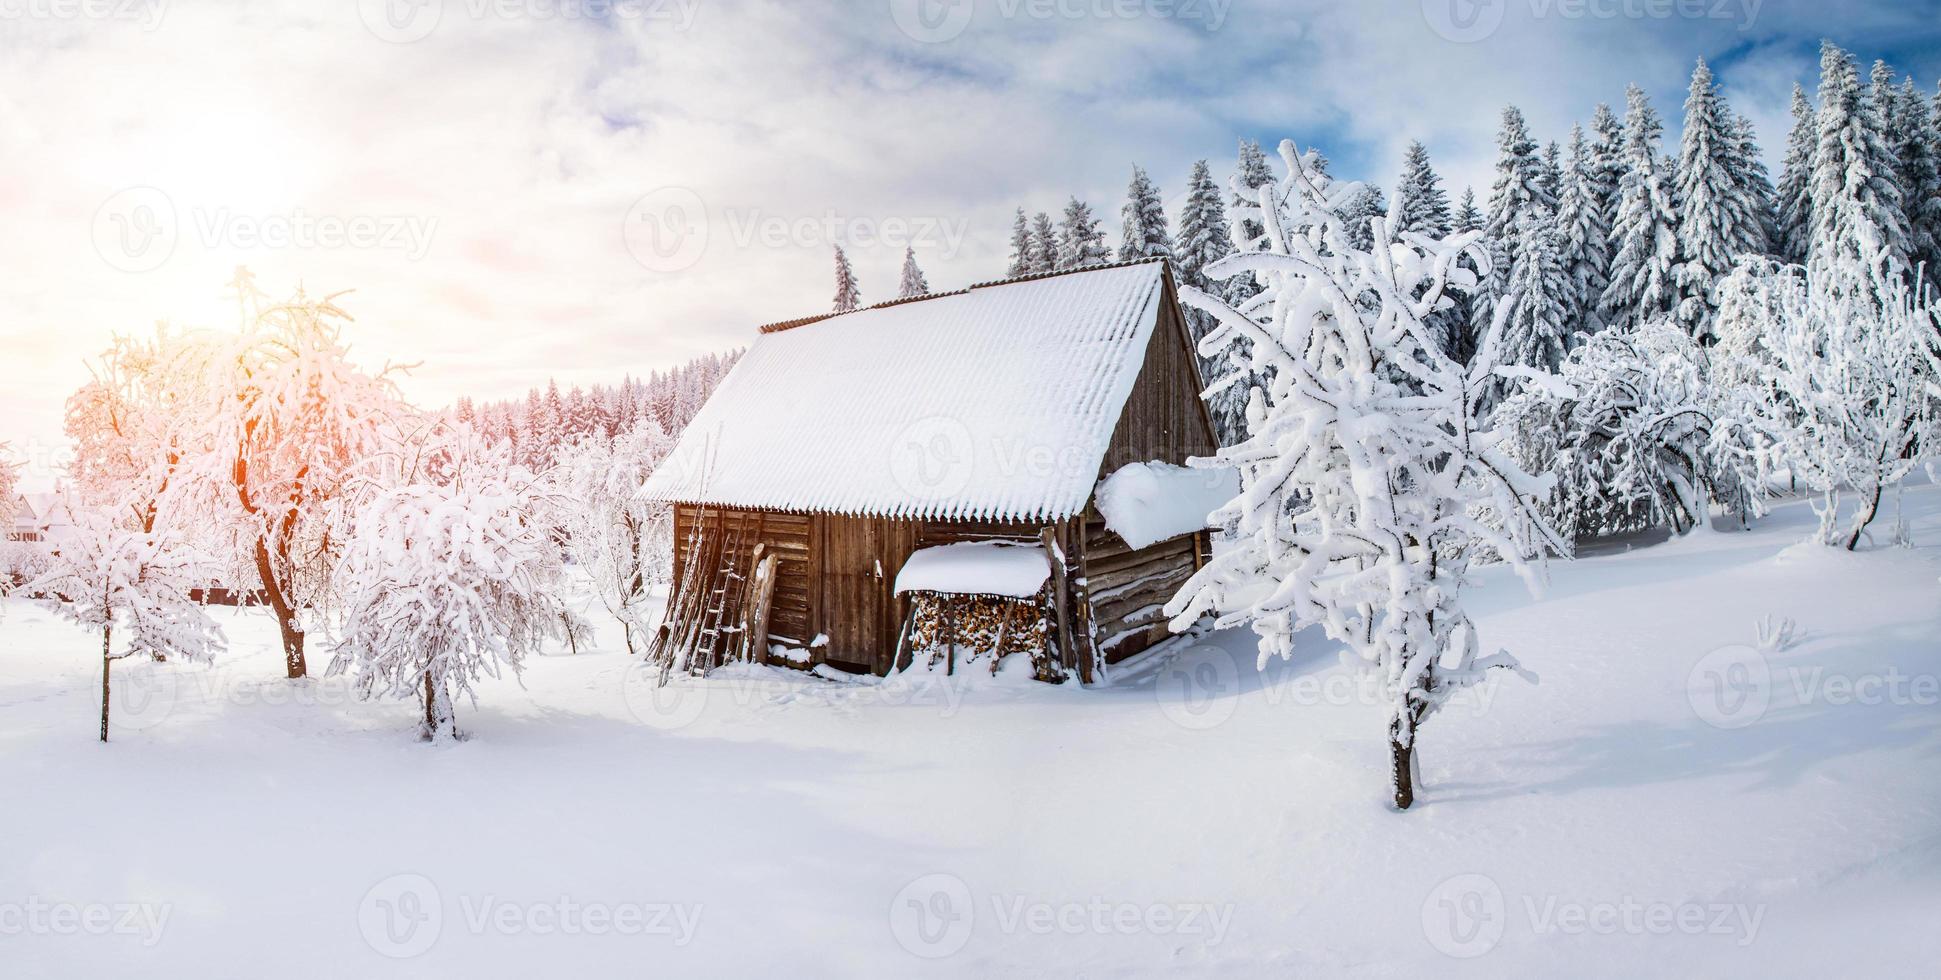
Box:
[1166,139,1563,810]
[1119,165,1173,261]
[26,513,225,741]
[1176,159,1245,445]
[1811,42,1911,285]
[328,426,565,740]
[1496,322,1767,539]
[1474,106,1555,341]
[1727,111,1777,260]
[1006,208,1033,277]
[1057,196,1110,269]
[1394,140,1452,238]
[1774,85,1819,266]
[897,247,930,299]
[1673,60,1763,337]
[1556,124,1613,336]
[1893,77,1941,291]
[1028,211,1061,273]
[1490,213,1571,402]
[552,421,674,654]
[1231,138,1275,253]
[1453,186,1482,232]
[1719,256,1936,549]
[162,276,409,680]
[1338,183,1389,254]
[832,245,861,313]
[1601,85,1681,330]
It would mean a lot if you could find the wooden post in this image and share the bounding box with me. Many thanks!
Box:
[1040,524,1078,683]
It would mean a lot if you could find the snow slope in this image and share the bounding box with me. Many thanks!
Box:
[0,488,1936,977]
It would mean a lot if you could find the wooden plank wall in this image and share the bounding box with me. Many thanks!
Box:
[1100,278,1222,475]
[1081,515,1198,663]
[673,505,817,647]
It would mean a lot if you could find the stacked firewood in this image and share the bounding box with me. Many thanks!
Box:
[900,587,1063,681]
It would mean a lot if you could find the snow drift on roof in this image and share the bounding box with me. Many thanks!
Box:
[893,541,1050,598]
[1094,461,1236,550]
[639,260,1168,522]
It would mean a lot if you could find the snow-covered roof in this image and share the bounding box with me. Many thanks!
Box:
[640,259,1170,522]
[1094,461,1236,550]
[893,541,1050,598]
[9,493,73,528]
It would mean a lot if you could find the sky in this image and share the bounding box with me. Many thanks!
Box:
[2,0,1939,486]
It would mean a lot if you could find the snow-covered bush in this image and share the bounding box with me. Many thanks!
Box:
[1166,139,1564,810]
[1495,321,1769,538]
[326,426,565,740]
[551,421,674,654]
[25,512,225,741]
[1721,257,1936,548]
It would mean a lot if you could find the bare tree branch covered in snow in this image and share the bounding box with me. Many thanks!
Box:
[326,424,565,741]
[1716,256,1937,549]
[1165,139,1564,810]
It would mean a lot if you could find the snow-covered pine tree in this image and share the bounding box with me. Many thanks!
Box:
[1119,165,1174,261]
[1224,139,1280,307]
[1556,123,1613,337]
[1540,140,1563,206]
[26,514,225,742]
[832,245,862,312]
[1453,186,1482,232]
[1601,84,1680,330]
[328,425,566,740]
[1775,85,1819,266]
[1175,160,1245,445]
[1586,101,1627,255]
[1894,77,1941,291]
[1727,111,1777,261]
[1339,183,1389,253]
[1166,139,1562,810]
[1057,197,1110,269]
[1474,107,1555,343]
[1811,42,1911,285]
[1394,140,1452,237]
[1490,211,1571,406]
[1029,211,1061,273]
[1672,59,1758,338]
[1006,208,1033,277]
[898,246,930,299]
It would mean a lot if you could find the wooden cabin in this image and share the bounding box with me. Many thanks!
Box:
[637,257,1229,681]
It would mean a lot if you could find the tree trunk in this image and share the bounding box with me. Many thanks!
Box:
[252,537,307,678]
[1845,482,1884,552]
[421,670,438,741]
[1389,713,1414,811]
[100,623,112,743]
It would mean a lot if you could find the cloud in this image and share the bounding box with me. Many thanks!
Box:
[1,0,1934,481]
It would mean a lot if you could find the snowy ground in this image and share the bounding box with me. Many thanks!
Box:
[2,488,1937,977]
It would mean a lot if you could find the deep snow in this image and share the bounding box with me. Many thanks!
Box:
[0,488,1936,977]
